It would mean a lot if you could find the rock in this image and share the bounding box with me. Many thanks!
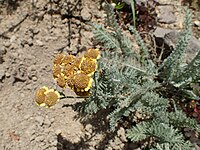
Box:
[50,118,55,123]
[13,64,28,81]
[10,43,18,50]
[33,28,40,34]
[106,146,112,150]
[4,42,11,48]
[24,114,31,120]
[194,20,200,27]
[35,40,44,47]
[44,117,51,127]
[20,39,28,46]
[81,8,92,21]
[51,140,57,147]
[20,93,25,98]
[10,35,17,43]
[153,27,173,38]
[186,37,200,62]
[55,129,62,135]
[32,76,38,82]
[27,38,33,46]
[35,116,44,126]
[117,127,127,142]
[0,47,6,55]
[157,5,176,24]
[164,30,200,62]
[0,67,5,81]
[153,27,200,62]
[28,65,37,81]
[62,18,68,24]
[85,124,93,134]
[35,135,44,142]
[26,124,36,136]
[5,72,10,77]
[0,47,6,64]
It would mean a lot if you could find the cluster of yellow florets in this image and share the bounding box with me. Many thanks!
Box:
[35,86,60,108]
[34,49,100,108]
[52,49,100,96]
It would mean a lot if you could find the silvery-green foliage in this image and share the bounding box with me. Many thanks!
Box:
[93,24,120,50]
[151,142,194,150]
[168,110,200,131]
[74,3,200,149]
[127,120,194,149]
[174,50,200,88]
[159,8,192,82]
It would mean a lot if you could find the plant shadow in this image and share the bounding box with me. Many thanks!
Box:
[0,0,20,14]
[47,0,88,54]
[60,105,139,150]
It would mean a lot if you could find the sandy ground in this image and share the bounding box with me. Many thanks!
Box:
[0,0,200,150]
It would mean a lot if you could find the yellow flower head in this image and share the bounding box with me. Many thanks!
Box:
[62,54,75,65]
[74,73,93,92]
[84,49,101,60]
[56,74,67,88]
[66,75,75,89]
[53,54,65,65]
[53,65,62,78]
[35,87,60,108]
[63,64,76,78]
[35,86,49,106]
[73,57,84,69]
[80,58,97,76]
[44,89,60,108]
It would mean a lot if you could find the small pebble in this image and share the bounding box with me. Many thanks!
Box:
[35,135,44,142]
[85,124,93,133]
[36,40,44,47]
[44,118,51,127]
[35,116,44,126]
[5,72,10,77]
[4,42,11,47]
[32,76,38,82]
[50,118,55,123]
[24,114,30,120]
[10,35,17,43]
[194,20,200,27]
[0,68,5,80]
[0,47,6,55]
[27,38,33,46]
[81,9,92,21]
[55,129,62,135]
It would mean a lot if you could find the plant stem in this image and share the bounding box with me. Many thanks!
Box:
[60,95,89,99]
[130,0,136,29]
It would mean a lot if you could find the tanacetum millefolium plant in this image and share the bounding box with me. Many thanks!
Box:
[34,49,100,107]
[74,3,200,149]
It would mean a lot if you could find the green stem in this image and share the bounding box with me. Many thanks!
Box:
[60,95,89,99]
[59,92,89,99]
[130,0,136,29]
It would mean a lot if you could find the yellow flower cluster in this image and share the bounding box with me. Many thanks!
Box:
[52,49,100,96]
[35,86,60,108]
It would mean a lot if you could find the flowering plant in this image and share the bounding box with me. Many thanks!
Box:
[35,49,100,107]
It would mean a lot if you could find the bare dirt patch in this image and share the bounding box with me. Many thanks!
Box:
[0,0,200,150]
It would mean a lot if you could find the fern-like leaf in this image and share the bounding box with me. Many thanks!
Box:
[129,26,150,63]
[174,50,200,87]
[126,122,149,142]
[92,24,120,50]
[168,110,200,132]
[159,8,192,81]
